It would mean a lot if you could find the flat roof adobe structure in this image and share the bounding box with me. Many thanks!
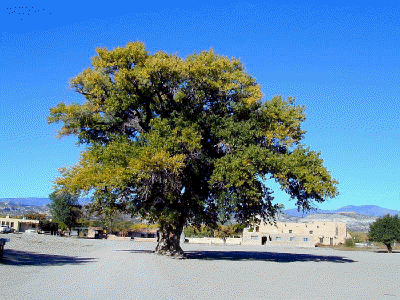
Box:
[0,215,39,232]
[242,221,350,247]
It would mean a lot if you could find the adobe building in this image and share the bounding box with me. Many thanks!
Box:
[87,227,106,239]
[0,215,40,232]
[242,221,350,247]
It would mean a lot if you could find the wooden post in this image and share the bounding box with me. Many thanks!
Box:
[0,238,9,261]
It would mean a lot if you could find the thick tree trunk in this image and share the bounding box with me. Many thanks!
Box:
[385,243,392,253]
[154,222,185,258]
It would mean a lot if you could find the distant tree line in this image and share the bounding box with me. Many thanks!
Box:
[184,224,245,240]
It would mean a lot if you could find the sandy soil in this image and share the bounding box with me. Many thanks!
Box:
[1,233,399,300]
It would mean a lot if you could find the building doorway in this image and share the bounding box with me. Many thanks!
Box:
[262,236,268,245]
[330,238,333,246]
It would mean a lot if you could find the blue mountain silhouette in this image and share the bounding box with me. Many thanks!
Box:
[1,199,398,217]
[284,205,400,217]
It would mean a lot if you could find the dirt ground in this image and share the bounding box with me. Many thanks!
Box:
[1,233,399,300]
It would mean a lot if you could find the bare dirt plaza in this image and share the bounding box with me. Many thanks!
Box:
[1,233,399,299]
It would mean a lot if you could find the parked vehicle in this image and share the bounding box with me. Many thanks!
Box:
[0,225,12,234]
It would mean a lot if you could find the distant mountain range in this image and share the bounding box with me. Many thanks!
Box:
[278,211,378,232]
[0,199,398,232]
[1,199,398,217]
[0,198,51,206]
[279,205,399,232]
[0,197,89,206]
[0,198,88,217]
[0,199,50,216]
[283,205,400,218]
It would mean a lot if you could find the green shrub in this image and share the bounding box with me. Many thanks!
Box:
[345,238,355,247]
[348,231,367,243]
[184,225,214,237]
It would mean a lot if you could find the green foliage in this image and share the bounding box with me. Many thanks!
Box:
[78,218,91,227]
[89,220,103,227]
[214,225,236,242]
[24,212,47,221]
[345,238,355,247]
[49,190,82,231]
[114,221,133,237]
[348,231,367,243]
[48,42,338,242]
[184,225,214,237]
[184,226,196,237]
[57,222,68,231]
[39,220,58,232]
[130,223,159,231]
[368,214,400,253]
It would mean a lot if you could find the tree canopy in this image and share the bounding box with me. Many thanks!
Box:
[368,214,400,253]
[48,42,338,256]
[49,190,81,231]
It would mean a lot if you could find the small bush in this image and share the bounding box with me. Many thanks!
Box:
[348,231,368,243]
[184,225,214,237]
[345,238,355,247]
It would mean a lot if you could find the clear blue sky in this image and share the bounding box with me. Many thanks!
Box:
[1,1,399,211]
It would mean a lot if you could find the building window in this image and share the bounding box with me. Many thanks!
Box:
[255,226,259,232]
[251,236,258,240]
[10,222,14,227]
[319,237,324,244]
[289,230,292,233]
[309,230,313,234]
[276,237,281,241]
[303,238,308,242]
[290,237,295,242]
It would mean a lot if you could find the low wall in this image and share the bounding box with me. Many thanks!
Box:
[107,235,131,241]
[186,237,242,245]
[242,232,315,247]
[241,240,261,245]
[134,237,157,242]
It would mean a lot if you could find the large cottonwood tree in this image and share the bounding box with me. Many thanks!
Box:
[48,42,338,256]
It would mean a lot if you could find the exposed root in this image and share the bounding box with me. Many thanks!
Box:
[154,248,186,259]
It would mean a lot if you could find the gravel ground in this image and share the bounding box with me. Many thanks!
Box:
[1,233,399,300]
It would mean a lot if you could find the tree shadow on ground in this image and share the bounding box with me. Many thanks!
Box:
[117,249,154,254]
[118,249,356,263]
[1,249,96,266]
[184,250,357,263]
